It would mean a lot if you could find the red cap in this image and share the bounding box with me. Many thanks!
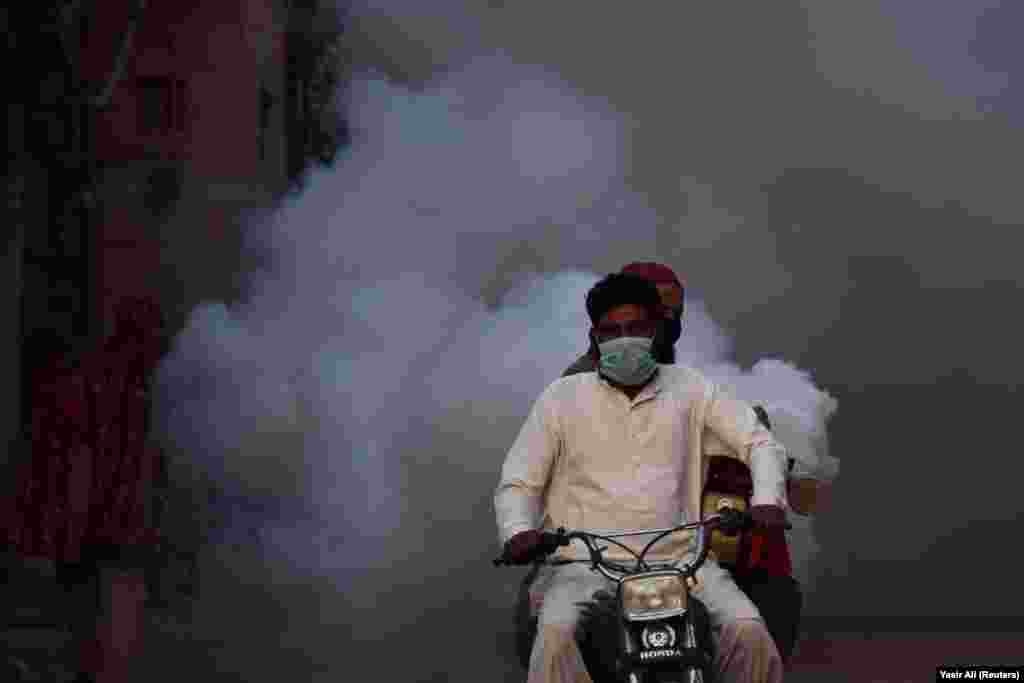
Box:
[620,262,683,287]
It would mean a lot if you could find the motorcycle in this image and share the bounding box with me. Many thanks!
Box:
[494,508,753,683]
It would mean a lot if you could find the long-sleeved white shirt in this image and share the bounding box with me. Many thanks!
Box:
[494,365,789,562]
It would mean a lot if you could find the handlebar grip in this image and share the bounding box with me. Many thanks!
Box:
[494,529,570,568]
[538,531,568,552]
[716,507,753,536]
[717,507,792,533]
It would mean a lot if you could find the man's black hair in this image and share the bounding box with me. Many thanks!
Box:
[585,272,663,325]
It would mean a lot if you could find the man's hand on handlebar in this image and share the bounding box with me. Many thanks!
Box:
[502,529,544,565]
[716,505,788,536]
[498,529,567,566]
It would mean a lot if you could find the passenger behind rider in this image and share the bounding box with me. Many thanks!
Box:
[496,272,788,683]
[558,262,814,662]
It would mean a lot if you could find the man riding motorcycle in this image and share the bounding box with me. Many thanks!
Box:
[496,272,788,683]
[552,262,811,663]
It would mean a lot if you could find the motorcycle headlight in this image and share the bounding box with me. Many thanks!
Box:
[620,572,687,621]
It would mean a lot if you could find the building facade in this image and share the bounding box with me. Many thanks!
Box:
[3,2,345,680]
[82,0,291,333]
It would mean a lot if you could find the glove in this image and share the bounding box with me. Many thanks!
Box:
[503,529,544,565]
[749,504,788,529]
[717,506,751,536]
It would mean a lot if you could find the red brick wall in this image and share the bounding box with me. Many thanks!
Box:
[95,205,160,327]
[85,0,278,331]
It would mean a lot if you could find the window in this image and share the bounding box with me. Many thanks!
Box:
[258,85,276,160]
[137,77,187,136]
[137,78,168,134]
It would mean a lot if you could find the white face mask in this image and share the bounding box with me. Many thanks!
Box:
[597,336,657,386]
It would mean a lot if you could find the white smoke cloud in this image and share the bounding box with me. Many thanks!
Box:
[150,43,838,683]
[696,355,840,598]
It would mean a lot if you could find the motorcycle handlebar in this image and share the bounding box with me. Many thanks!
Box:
[492,507,758,575]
